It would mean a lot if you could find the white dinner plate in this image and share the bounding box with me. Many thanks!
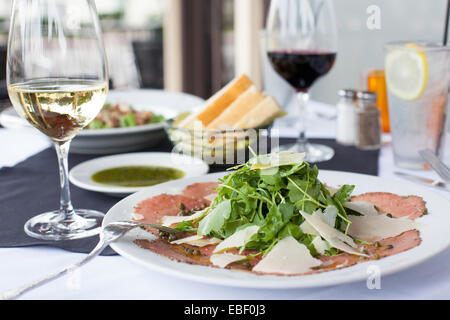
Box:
[0,89,204,154]
[69,152,209,197]
[103,170,450,289]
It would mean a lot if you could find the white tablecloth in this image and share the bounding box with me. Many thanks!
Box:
[1,101,450,300]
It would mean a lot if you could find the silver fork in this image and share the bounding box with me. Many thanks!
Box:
[1,221,179,300]
[419,149,450,182]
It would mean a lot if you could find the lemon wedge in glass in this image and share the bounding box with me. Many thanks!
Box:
[385,43,428,101]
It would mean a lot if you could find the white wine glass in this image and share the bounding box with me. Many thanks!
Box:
[266,0,338,162]
[7,0,109,240]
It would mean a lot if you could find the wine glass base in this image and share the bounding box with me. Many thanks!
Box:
[273,143,335,163]
[24,209,104,241]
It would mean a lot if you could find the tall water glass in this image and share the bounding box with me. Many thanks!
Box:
[385,42,450,170]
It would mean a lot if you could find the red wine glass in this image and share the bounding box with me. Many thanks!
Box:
[266,0,338,162]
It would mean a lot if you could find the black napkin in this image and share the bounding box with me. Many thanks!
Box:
[283,138,379,175]
[0,137,378,256]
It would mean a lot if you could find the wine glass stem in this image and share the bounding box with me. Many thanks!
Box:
[54,140,75,221]
[296,91,309,152]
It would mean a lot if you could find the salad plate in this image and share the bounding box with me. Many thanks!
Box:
[103,169,450,289]
[73,89,204,154]
[0,89,204,154]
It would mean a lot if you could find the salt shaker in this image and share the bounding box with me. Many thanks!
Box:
[336,89,357,145]
[356,91,381,150]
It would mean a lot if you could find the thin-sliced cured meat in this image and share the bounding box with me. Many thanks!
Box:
[182,182,220,203]
[350,192,426,219]
[134,239,212,266]
[133,194,207,224]
[318,230,421,271]
[133,193,207,235]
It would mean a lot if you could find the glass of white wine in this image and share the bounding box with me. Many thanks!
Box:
[7,0,109,240]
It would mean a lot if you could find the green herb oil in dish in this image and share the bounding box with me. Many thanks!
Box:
[91,166,185,187]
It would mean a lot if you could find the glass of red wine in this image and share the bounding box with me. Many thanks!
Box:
[266,0,337,162]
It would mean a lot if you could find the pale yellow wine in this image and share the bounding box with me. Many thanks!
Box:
[8,79,108,141]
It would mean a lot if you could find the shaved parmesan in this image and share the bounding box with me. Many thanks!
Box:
[343,201,419,241]
[311,236,329,255]
[131,213,144,221]
[344,201,379,216]
[213,225,259,253]
[299,210,368,257]
[347,213,418,241]
[323,205,338,227]
[249,151,305,170]
[204,192,218,202]
[300,221,320,236]
[210,253,246,268]
[161,209,205,227]
[303,210,358,247]
[326,238,366,256]
[170,235,222,247]
[252,236,322,275]
[325,185,339,196]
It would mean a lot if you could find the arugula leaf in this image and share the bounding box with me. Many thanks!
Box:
[255,204,285,242]
[120,113,137,127]
[87,120,106,129]
[277,222,304,239]
[197,200,231,237]
[259,167,282,185]
[331,184,355,233]
[333,185,355,203]
[147,113,165,124]
[174,220,197,232]
[279,202,294,221]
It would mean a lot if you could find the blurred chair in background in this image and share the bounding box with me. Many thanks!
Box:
[132,28,164,89]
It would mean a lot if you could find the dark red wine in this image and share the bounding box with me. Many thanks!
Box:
[268,50,336,91]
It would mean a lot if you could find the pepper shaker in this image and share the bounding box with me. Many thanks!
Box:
[356,91,381,150]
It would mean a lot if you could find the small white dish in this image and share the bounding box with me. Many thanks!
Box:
[69,152,209,197]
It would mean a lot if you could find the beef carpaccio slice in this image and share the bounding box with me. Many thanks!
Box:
[133,194,207,223]
[316,230,421,272]
[182,182,219,204]
[132,194,206,236]
[133,182,219,223]
[351,192,427,219]
[132,185,424,276]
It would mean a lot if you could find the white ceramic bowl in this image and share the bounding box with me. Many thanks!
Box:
[69,152,209,197]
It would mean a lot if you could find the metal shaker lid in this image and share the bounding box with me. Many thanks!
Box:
[338,89,357,98]
[356,91,377,102]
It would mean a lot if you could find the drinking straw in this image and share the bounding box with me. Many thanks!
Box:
[444,0,450,45]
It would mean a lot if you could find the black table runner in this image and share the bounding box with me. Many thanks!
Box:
[0,137,378,255]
